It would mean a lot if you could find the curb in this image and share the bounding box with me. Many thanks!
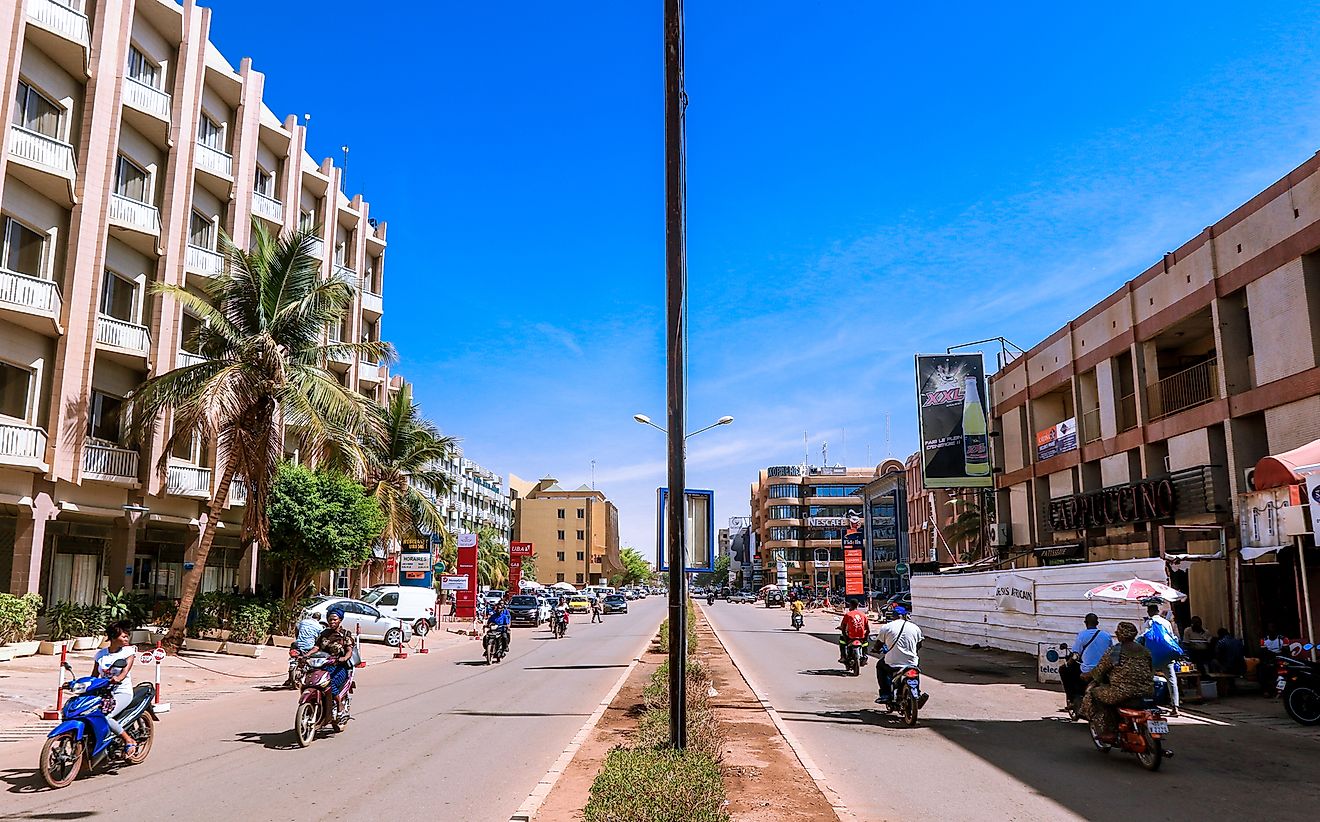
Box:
[507,649,646,822]
[699,604,857,822]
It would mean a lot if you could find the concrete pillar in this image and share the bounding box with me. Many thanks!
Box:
[236,540,258,592]
[9,493,58,595]
[106,518,136,595]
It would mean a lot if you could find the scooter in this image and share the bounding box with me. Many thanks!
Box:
[484,625,509,664]
[1086,692,1173,771]
[1277,654,1320,726]
[791,611,804,631]
[879,664,926,727]
[551,611,569,638]
[1058,644,1086,721]
[294,652,354,747]
[841,637,868,677]
[40,662,159,788]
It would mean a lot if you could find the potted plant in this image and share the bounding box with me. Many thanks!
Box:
[184,605,224,653]
[39,601,81,654]
[266,600,301,647]
[0,593,42,658]
[222,604,271,657]
[74,603,106,650]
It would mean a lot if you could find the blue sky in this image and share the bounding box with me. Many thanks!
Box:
[208,2,1320,557]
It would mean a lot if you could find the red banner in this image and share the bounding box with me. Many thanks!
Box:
[509,542,533,595]
[456,534,479,619]
[843,548,864,596]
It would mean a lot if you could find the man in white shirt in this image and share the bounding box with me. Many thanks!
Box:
[873,606,925,705]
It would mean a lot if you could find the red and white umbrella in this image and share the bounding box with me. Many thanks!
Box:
[1084,578,1186,603]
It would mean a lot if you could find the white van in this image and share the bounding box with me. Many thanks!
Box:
[361,585,438,636]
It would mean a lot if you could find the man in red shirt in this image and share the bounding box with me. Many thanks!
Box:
[838,599,871,664]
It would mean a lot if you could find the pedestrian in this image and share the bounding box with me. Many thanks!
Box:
[1212,627,1246,676]
[1259,624,1289,697]
[1182,616,1213,672]
[591,597,603,623]
[1144,600,1181,715]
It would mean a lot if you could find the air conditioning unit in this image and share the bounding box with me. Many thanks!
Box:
[990,523,1012,547]
[1243,467,1256,492]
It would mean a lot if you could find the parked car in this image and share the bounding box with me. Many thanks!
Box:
[507,594,543,626]
[602,594,629,614]
[483,589,506,608]
[305,597,413,646]
[765,589,786,608]
[360,585,437,637]
[730,590,755,604]
[566,595,591,614]
[882,591,913,617]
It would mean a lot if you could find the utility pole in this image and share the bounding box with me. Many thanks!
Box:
[663,0,689,751]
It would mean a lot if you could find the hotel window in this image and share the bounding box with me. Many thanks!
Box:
[334,242,346,266]
[768,484,801,498]
[197,114,224,149]
[254,166,274,196]
[2,217,46,279]
[576,551,584,561]
[115,155,150,203]
[768,505,798,520]
[12,80,63,139]
[556,530,565,540]
[180,311,203,355]
[557,509,565,519]
[576,530,585,540]
[127,47,162,88]
[299,209,316,232]
[169,426,206,464]
[87,391,124,444]
[0,361,33,421]
[188,210,214,249]
[577,509,584,519]
[99,270,137,323]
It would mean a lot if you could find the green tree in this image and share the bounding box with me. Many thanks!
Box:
[362,382,456,553]
[266,463,386,600]
[126,223,391,650]
[610,547,656,587]
[693,554,730,588]
[476,526,509,589]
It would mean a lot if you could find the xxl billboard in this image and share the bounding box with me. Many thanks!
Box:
[915,353,993,489]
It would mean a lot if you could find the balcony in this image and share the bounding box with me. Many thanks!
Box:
[9,124,76,180]
[82,441,139,482]
[177,350,205,368]
[108,194,161,237]
[1147,358,1218,421]
[327,343,352,366]
[27,0,90,47]
[0,267,62,323]
[95,314,150,355]
[333,264,356,285]
[123,76,171,121]
[167,464,213,498]
[0,422,49,470]
[229,478,248,507]
[194,140,233,178]
[1117,392,1138,432]
[1080,406,1102,445]
[306,237,324,259]
[252,190,283,223]
[361,286,382,316]
[185,244,225,279]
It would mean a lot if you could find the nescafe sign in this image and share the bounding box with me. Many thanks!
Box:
[1049,478,1176,531]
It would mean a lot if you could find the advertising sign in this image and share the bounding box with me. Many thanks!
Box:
[398,552,432,588]
[508,542,534,596]
[1036,417,1078,462]
[1301,470,1320,538]
[455,534,478,620]
[995,573,1036,613]
[656,488,715,572]
[440,575,469,591]
[1038,643,1063,684]
[843,548,864,596]
[915,353,992,489]
[807,516,846,527]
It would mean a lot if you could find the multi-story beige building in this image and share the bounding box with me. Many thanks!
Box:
[0,0,388,603]
[510,476,620,587]
[989,149,1320,642]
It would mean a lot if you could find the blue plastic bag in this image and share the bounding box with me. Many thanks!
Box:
[1140,620,1184,668]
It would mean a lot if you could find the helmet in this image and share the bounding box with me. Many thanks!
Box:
[893,605,908,616]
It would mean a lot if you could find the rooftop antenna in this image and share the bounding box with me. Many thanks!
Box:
[340,144,349,192]
[590,459,596,490]
[822,441,829,467]
[886,412,892,457]
[803,432,809,472]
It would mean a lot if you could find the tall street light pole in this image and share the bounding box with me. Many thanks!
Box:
[664,0,688,750]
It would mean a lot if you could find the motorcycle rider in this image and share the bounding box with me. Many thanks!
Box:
[790,593,806,626]
[1060,613,1112,711]
[837,598,870,665]
[1080,621,1154,743]
[487,600,512,654]
[550,599,569,636]
[91,620,140,756]
[285,610,324,688]
[873,605,925,706]
[314,606,356,711]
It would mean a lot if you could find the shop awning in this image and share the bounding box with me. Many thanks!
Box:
[1242,544,1286,562]
[1254,439,1320,490]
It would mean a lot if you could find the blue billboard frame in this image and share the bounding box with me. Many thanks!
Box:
[655,487,716,572]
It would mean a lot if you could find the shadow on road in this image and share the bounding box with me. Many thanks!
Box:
[799,668,853,677]
[0,767,57,795]
[230,729,305,750]
[523,664,628,671]
[438,710,592,718]
[776,707,908,728]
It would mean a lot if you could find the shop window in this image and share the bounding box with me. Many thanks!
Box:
[575,573,584,584]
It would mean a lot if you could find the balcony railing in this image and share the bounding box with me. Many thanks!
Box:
[177,350,205,368]
[333,264,356,285]
[194,140,233,177]
[1080,406,1102,444]
[229,477,248,506]
[1147,358,1219,421]
[185,244,225,278]
[327,344,352,364]
[108,194,161,235]
[95,314,150,354]
[167,464,213,496]
[1117,392,1138,432]
[27,0,90,47]
[8,124,76,177]
[252,190,283,223]
[123,76,172,120]
[307,237,324,259]
[82,442,138,480]
[0,267,60,315]
[362,288,382,315]
[0,422,48,464]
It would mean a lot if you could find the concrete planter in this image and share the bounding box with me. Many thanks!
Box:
[222,642,264,658]
[0,646,14,662]
[5,641,40,658]
[132,628,166,645]
[72,636,100,651]
[184,637,225,653]
[269,634,295,648]
[38,639,71,655]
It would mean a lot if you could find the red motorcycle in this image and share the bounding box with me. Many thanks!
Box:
[1088,698,1173,771]
[294,652,354,747]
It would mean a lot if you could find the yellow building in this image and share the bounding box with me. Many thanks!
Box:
[510,475,620,586]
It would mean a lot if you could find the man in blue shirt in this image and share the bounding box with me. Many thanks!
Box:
[487,602,512,654]
[285,611,325,688]
[1075,613,1113,675]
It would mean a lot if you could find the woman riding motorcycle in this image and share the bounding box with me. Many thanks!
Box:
[91,620,141,756]
[315,606,357,706]
[1080,621,1154,743]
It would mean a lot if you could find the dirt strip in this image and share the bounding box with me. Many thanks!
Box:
[535,609,840,821]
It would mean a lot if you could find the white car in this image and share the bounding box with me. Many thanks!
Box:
[361,585,437,637]
[307,597,413,646]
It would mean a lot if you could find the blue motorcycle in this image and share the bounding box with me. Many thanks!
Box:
[40,662,159,789]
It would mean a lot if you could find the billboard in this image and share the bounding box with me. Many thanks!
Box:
[915,353,992,489]
[656,488,716,572]
[1036,418,1078,462]
[509,541,534,595]
[455,533,478,620]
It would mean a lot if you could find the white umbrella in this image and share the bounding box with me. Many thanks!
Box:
[550,581,578,592]
[1084,578,1186,603]
[519,580,544,589]
[758,584,778,593]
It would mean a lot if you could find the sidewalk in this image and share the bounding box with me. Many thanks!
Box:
[0,626,470,743]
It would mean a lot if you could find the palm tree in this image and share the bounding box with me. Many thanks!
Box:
[943,494,987,562]
[127,222,394,650]
[476,526,510,589]
[362,381,456,566]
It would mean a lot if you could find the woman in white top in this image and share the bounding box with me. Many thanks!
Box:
[91,621,139,755]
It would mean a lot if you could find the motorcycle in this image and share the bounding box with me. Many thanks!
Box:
[551,611,569,639]
[1277,654,1320,726]
[1087,694,1172,771]
[484,625,509,664]
[791,611,804,631]
[1058,643,1085,721]
[294,652,354,747]
[841,637,868,677]
[41,662,158,789]
[707,593,716,605]
[880,665,925,727]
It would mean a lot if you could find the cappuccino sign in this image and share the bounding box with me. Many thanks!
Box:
[995,573,1036,614]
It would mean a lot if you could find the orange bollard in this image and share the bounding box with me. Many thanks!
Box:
[355,623,366,668]
[41,643,68,720]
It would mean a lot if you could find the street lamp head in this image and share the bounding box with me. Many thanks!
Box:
[633,414,652,425]
[716,416,734,426]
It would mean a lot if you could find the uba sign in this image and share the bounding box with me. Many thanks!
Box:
[1049,478,1176,531]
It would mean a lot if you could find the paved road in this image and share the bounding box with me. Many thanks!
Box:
[0,598,663,822]
[701,600,1320,822]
